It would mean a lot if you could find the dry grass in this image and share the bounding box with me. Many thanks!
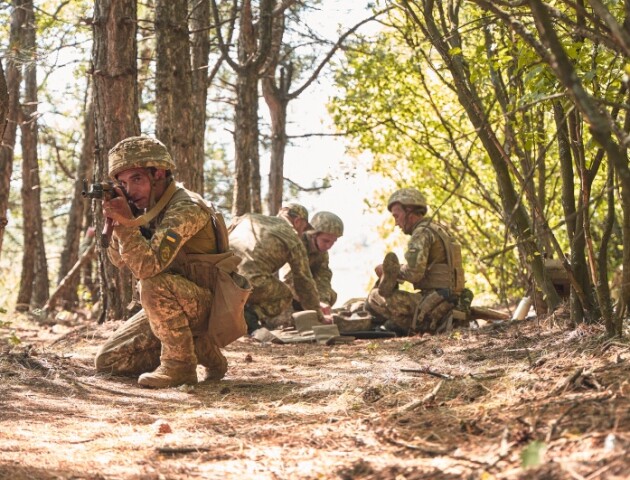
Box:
[0,311,628,480]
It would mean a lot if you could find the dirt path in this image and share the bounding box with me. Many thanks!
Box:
[1,313,628,480]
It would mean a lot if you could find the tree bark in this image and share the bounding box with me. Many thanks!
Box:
[155,0,198,191]
[0,61,8,140]
[92,0,140,322]
[15,0,49,311]
[552,101,584,325]
[262,8,287,216]
[0,1,26,260]
[190,0,210,195]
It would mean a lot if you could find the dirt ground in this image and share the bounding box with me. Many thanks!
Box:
[0,309,628,480]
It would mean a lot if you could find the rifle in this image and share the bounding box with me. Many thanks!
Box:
[82,180,130,248]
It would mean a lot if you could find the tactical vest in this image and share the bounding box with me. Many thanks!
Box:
[414,222,465,294]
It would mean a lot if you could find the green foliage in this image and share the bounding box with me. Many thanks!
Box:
[329,2,625,306]
[521,440,546,468]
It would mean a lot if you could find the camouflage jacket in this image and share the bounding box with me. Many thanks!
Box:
[108,184,218,280]
[399,218,450,289]
[228,213,321,311]
[284,231,336,306]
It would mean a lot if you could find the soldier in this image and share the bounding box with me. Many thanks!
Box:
[229,204,324,333]
[284,211,343,313]
[94,136,233,388]
[366,188,467,335]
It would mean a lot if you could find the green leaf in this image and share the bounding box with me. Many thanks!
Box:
[521,440,546,468]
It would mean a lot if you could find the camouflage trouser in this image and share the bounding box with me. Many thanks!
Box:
[366,287,456,335]
[246,273,293,319]
[94,272,214,374]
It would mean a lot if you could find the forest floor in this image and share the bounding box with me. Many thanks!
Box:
[0,307,628,480]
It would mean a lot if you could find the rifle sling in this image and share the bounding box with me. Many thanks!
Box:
[120,181,178,228]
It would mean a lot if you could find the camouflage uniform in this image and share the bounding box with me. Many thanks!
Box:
[368,219,456,334]
[284,211,344,307]
[367,189,463,335]
[229,213,321,321]
[94,137,226,382]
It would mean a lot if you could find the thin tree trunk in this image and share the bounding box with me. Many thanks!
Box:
[0,61,8,140]
[92,0,140,322]
[56,91,94,308]
[553,101,583,325]
[263,81,287,216]
[190,0,210,195]
[262,7,287,216]
[0,1,26,260]
[15,0,48,311]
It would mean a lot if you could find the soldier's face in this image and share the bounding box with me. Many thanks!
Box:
[117,167,165,210]
[391,204,410,233]
[315,232,338,252]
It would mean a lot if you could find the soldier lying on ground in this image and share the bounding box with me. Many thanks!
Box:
[367,187,472,335]
[94,136,242,388]
[229,204,326,333]
[284,211,344,316]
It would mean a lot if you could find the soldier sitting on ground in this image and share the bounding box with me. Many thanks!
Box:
[284,211,344,316]
[366,187,470,335]
[229,204,324,333]
[94,136,237,388]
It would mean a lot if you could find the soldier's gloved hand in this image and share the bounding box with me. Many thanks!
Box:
[103,186,134,226]
[319,302,332,316]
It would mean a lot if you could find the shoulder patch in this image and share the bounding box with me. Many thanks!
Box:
[159,229,182,263]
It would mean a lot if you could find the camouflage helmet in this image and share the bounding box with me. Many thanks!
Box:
[387,188,427,211]
[108,136,175,179]
[311,211,344,237]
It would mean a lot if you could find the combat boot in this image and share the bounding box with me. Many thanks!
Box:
[378,252,400,297]
[195,335,228,381]
[138,360,198,388]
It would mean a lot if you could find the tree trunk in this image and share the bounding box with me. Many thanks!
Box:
[0,61,8,140]
[190,0,210,195]
[56,92,95,308]
[0,1,26,260]
[92,0,140,322]
[553,101,583,325]
[155,0,198,191]
[15,0,49,311]
[263,80,287,216]
[262,8,288,216]
[233,0,261,215]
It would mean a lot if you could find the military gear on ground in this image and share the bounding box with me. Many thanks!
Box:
[108,136,176,178]
[378,252,400,297]
[138,361,198,388]
[311,211,344,237]
[229,213,323,322]
[387,188,427,211]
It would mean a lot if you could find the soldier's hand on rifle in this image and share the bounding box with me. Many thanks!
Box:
[103,186,134,226]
